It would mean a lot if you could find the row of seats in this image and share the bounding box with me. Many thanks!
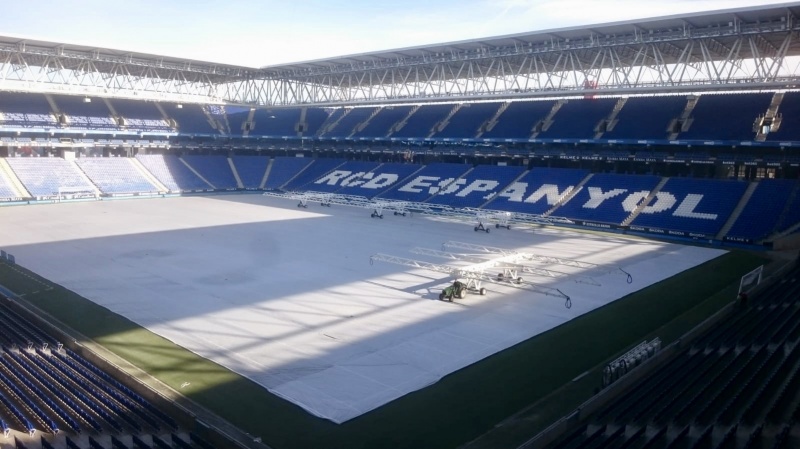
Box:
[2,92,798,142]
[550,264,800,449]
[1,156,797,241]
[0,300,216,448]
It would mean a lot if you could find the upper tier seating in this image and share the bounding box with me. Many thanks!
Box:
[249,109,301,137]
[484,168,591,215]
[0,92,57,129]
[553,173,662,224]
[302,108,329,136]
[604,96,687,140]
[538,98,618,139]
[353,105,414,139]
[226,107,252,135]
[775,184,800,234]
[231,156,270,189]
[680,93,772,141]
[481,100,556,139]
[434,103,501,139]
[53,95,118,131]
[380,163,471,202]
[325,108,377,138]
[632,178,748,236]
[305,161,381,192]
[111,99,172,133]
[135,154,210,192]
[75,158,158,194]
[6,157,95,198]
[282,158,346,191]
[181,155,238,190]
[263,157,313,190]
[164,103,218,135]
[427,164,525,208]
[391,104,453,138]
[725,179,798,242]
[767,92,800,141]
[333,163,423,198]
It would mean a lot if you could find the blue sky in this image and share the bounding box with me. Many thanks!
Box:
[0,0,793,67]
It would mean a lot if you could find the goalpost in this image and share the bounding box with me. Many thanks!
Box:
[738,265,764,296]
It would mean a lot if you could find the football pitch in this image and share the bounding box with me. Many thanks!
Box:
[0,194,768,449]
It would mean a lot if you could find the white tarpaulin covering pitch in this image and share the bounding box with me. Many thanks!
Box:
[0,195,725,423]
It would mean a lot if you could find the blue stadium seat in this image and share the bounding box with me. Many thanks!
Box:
[539,98,617,139]
[485,168,590,215]
[391,104,453,138]
[263,157,313,190]
[303,161,381,193]
[767,92,800,141]
[76,157,159,195]
[334,163,423,198]
[353,105,414,139]
[726,179,797,242]
[380,163,471,202]
[111,99,172,133]
[604,96,687,140]
[303,108,329,136]
[0,92,57,129]
[231,156,270,189]
[482,100,555,140]
[434,103,501,139]
[427,164,525,208]
[282,158,346,191]
[325,107,377,138]
[632,178,748,236]
[135,154,211,192]
[164,103,219,135]
[554,173,661,224]
[181,155,238,190]
[52,95,119,131]
[680,93,772,141]
[6,157,96,199]
[249,109,302,137]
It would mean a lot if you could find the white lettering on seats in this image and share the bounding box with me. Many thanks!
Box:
[314,170,351,185]
[361,173,398,189]
[639,192,677,214]
[340,172,368,187]
[582,187,627,209]
[673,194,717,220]
[496,182,527,202]
[524,184,574,205]
[435,178,463,195]
[620,190,651,212]
[456,180,499,197]
[398,176,440,193]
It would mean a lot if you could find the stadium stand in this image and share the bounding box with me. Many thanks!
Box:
[181,155,238,190]
[538,98,617,139]
[249,108,302,137]
[433,103,500,139]
[262,157,313,190]
[6,158,96,199]
[553,173,662,224]
[111,99,172,133]
[548,263,800,449]
[134,154,210,192]
[427,164,525,208]
[391,104,452,138]
[302,107,329,137]
[679,93,772,141]
[333,162,423,198]
[304,160,381,192]
[379,163,471,202]
[52,95,118,131]
[631,177,748,236]
[75,157,160,195]
[324,107,377,138]
[484,168,591,215]
[725,179,798,242]
[0,92,57,129]
[164,103,218,135]
[231,155,270,189]
[282,158,346,191]
[481,100,556,140]
[767,91,800,141]
[353,105,414,139]
[603,95,687,140]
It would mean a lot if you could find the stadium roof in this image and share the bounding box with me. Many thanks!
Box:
[260,2,800,75]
